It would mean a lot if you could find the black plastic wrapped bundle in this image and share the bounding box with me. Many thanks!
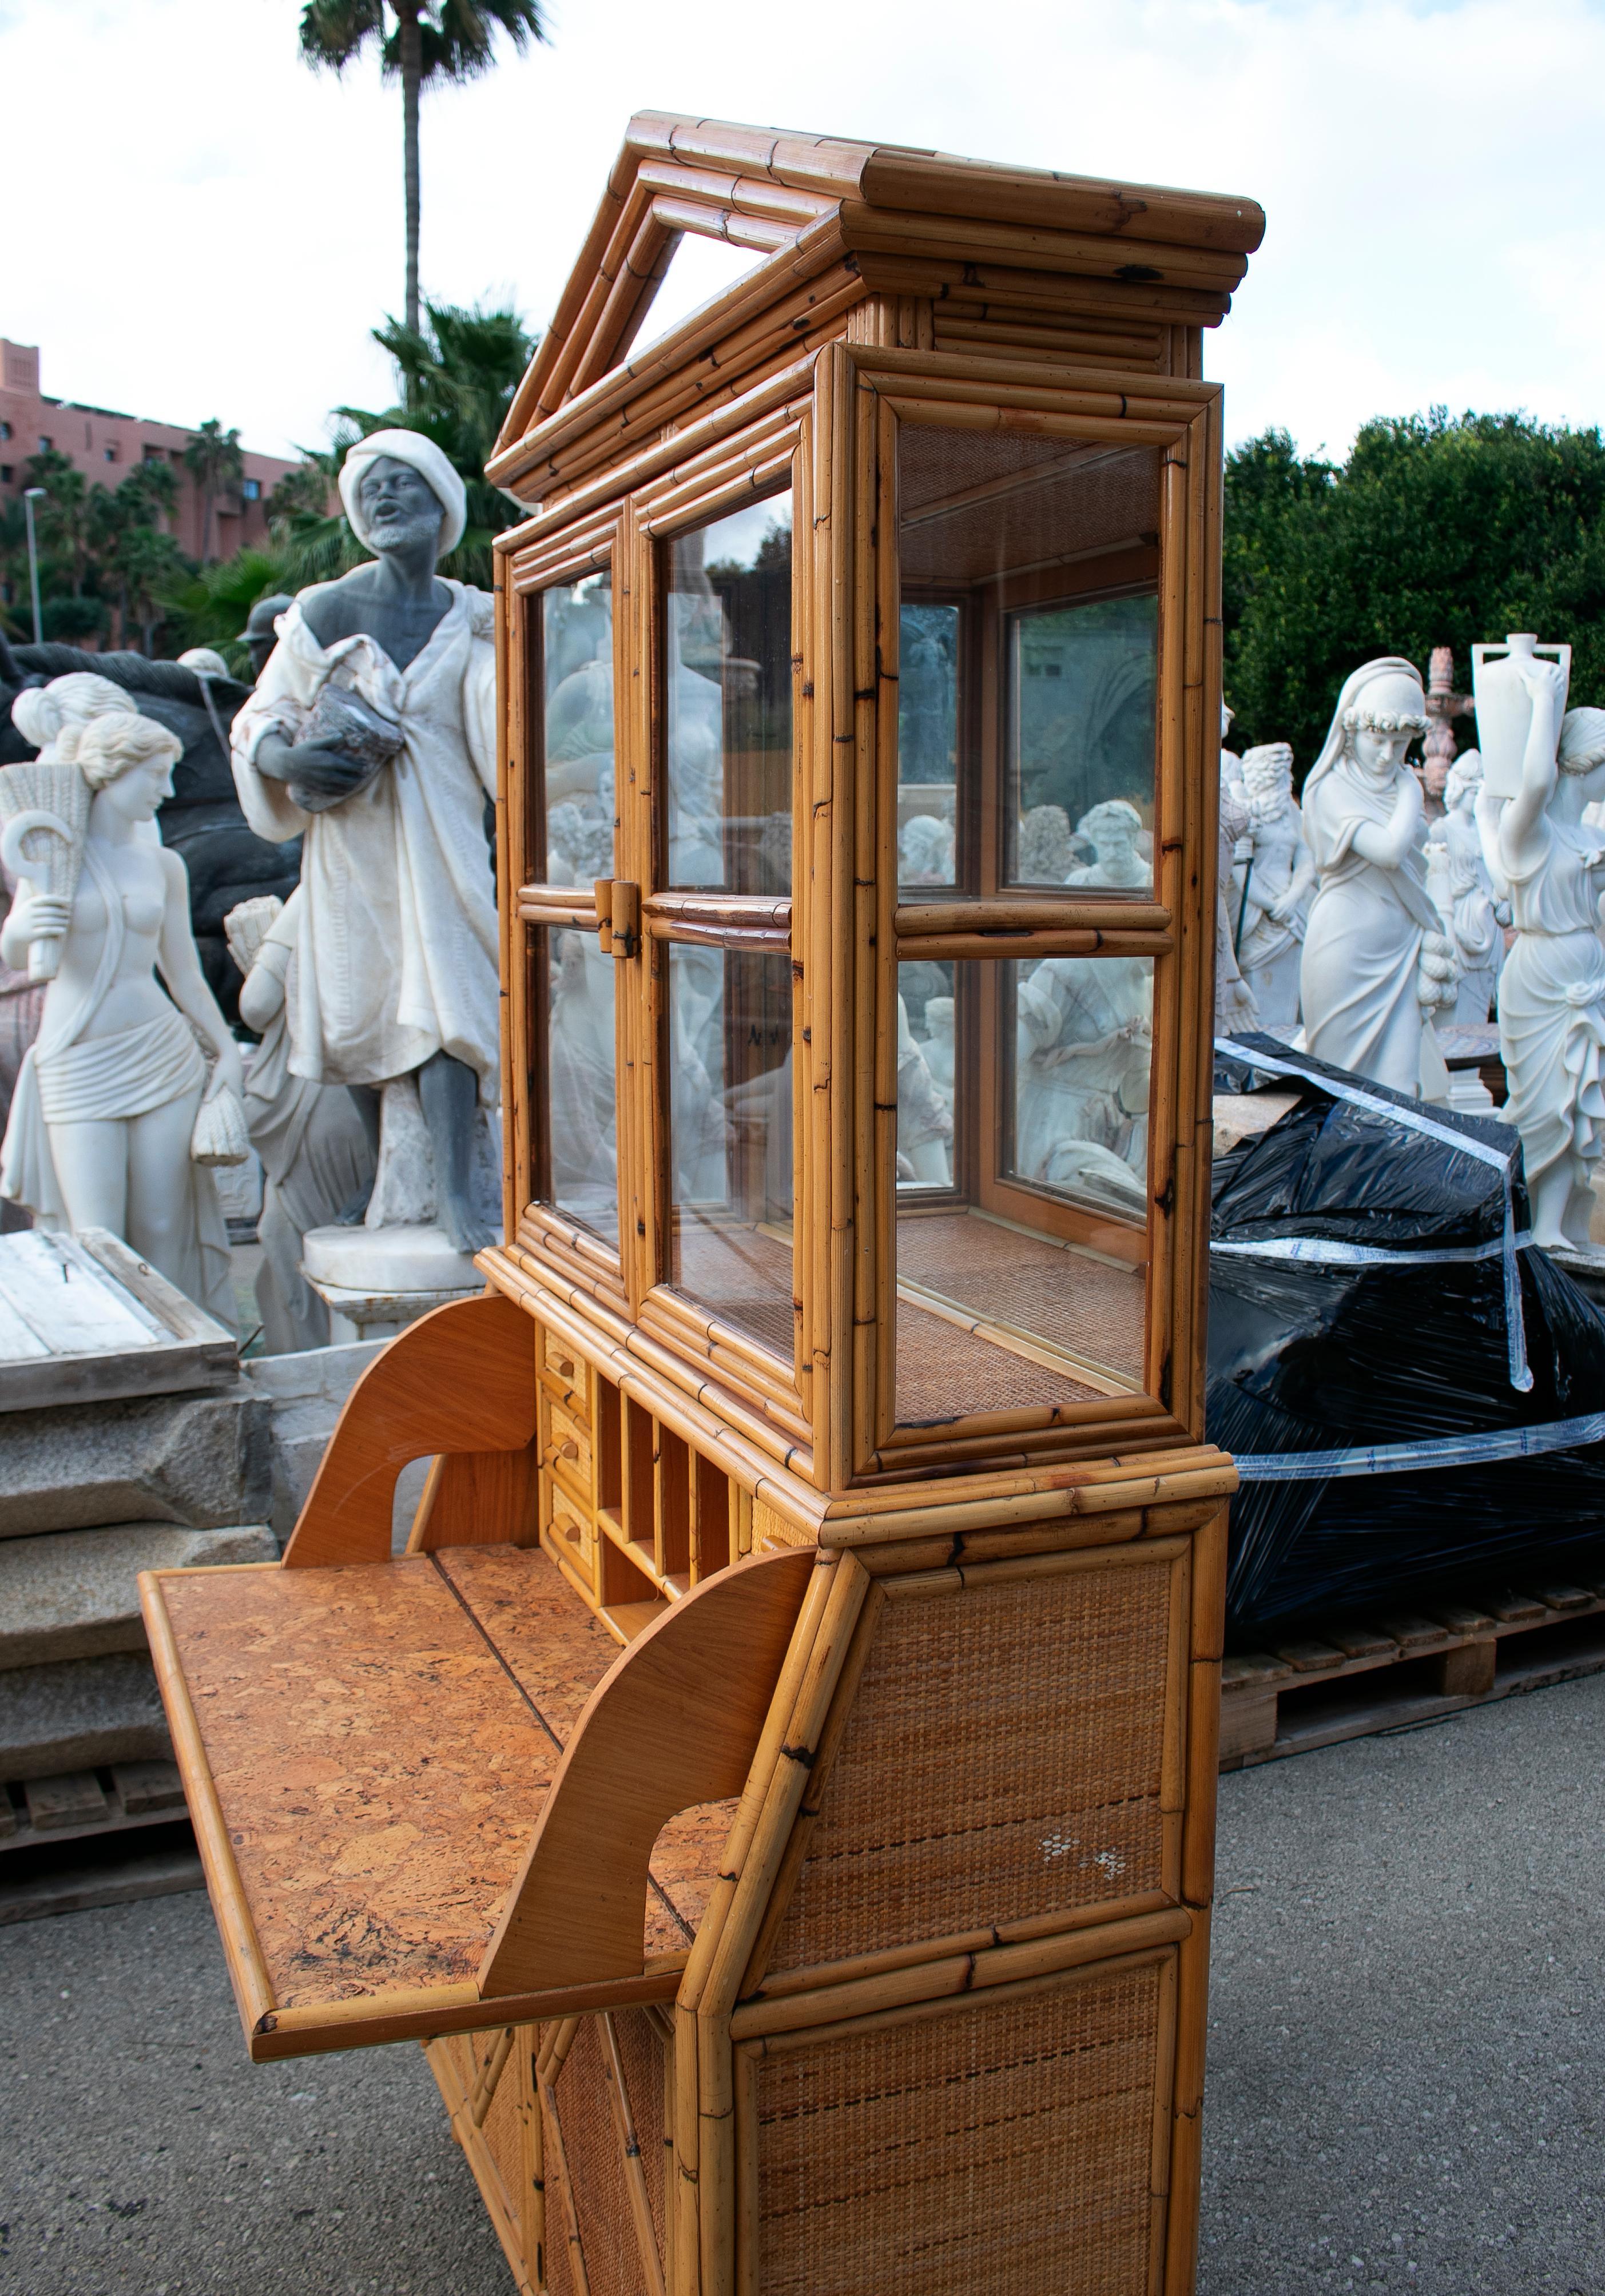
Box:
[1208,1035,1605,1646]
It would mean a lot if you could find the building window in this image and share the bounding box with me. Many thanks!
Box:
[144,446,162,463]
[0,465,12,484]
[104,444,120,463]
[241,477,261,502]
[0,421,11,442]
[37,435,51,452]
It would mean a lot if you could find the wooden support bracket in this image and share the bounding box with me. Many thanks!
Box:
[281,1294,538,1569]
[478,1547,818,1996]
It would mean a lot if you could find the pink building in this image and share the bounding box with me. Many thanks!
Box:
[0,337,303,564]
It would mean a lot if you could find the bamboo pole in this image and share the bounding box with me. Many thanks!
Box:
[600,2012,668,2296]
[469,2024,517,2127]
[538,2065,592,2296]
[850,249,1232,325]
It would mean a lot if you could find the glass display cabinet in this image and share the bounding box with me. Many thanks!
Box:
[142,114,1262,2296]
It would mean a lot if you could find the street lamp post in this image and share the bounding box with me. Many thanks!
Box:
[22,486,47,646]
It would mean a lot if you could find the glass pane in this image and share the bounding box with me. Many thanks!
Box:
[1008,596,1157,888]
[668,944,794,1360]
[895,956,1150,1425]
[665,491,793,893]
[546,928,618,1246]
[539,570,615,888]
[897,603,959,888]
[897,426,1159,893]
[896,959,956,1192]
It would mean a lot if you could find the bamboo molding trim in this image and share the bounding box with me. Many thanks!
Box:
[745,1886,1176,2004]
[736,1943,1180,2066]
[893,930,1173,962]
[852,252,1233,325]
[509,520,617,595]
[495,369,817,549]
[644,893,793,934]
[881,1529,1189,1601]
[640,449,799,541]
[895,897,1170,934]
[847,341,1217,404]
[728,1908,1192,2040]
[139,1570,276,2045]
[882,396,1185,447]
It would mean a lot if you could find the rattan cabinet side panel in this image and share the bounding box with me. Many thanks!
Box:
[749,1959,1170,2296]
[767,1552,1183,1972]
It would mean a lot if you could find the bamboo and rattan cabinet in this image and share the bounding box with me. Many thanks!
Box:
[141,114,1261,2296]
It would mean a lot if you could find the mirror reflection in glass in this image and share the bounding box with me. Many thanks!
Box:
[667,944,794,1360]
[538,570,615,888]
[897,427,1160,898]
[1007,595,1157,888]
[666,492,793,894]
[897,604,959,889]
[545,928,618,1246]
[893,955,1151,1421]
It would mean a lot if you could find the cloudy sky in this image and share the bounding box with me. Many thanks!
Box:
[2,0,1599,467]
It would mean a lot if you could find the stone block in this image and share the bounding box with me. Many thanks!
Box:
[0,1385,271,1540]
[0,1521,277,1670]
[244,1338,427,1547]
[1,1652,171,1781]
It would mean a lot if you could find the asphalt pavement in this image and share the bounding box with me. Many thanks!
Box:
[3,1670,1602,2295]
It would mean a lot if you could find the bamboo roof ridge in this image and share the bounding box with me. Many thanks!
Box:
[488,112,1266,493]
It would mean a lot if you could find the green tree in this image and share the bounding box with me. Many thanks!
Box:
[163,547,292,673]
[297,1,548,342]
[23,448,94,598]
[184,419,246,564]
[95,461,186,651]
[1223,411,1605,774]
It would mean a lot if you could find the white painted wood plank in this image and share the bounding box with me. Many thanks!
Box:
[0,1233,162,1358]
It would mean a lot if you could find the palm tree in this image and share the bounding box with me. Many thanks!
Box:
[23,449,93,598]
[298,2,547,343]
[184,420,246,564]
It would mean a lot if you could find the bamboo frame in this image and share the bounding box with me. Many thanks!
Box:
[141,112,1256,2296]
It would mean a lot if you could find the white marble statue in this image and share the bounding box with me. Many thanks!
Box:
[1425,748,1507,1025]
[227,892,376,1352]
[1300,658,1458,1100]
[1477,684,1605,1252]
[1014,953,1152,1192]
[0,712,240,1327]
[548,925,621,1224]
[1234,742,1315,1027]
[230,428,500,1256]
[11,671,138,763]
[1016,803,1075,885]
[1215,711,1259,1030]
[895,994,953,1184]
[921,994,956,1116]
[1067,799,1151,892]
[899,813,956,886]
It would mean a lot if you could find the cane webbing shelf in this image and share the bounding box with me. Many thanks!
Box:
[145,108,1258,2296]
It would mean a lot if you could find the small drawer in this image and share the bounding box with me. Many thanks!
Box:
[546,1490,594,1572]
[538,1325,588,1408]
[544,1393,593,1494]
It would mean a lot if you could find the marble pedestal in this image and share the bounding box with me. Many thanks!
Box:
[300,1223,483,1343]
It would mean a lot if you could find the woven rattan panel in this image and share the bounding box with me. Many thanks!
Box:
[769,1559,1175,1972]
[753,1961,1165,2295]
[480,2031,529,2246]
[896,1212,1145,1423]
[615,2009,668,2263]
[553,2016,652,2296]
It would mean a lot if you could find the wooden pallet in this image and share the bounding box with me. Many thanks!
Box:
[0,1758,201,1923]
[1221,1578,1605,1768]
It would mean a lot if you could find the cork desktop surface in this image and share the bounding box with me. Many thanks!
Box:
[159,1546,733,2011]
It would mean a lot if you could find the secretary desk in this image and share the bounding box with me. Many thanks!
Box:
[142,112,1261,2296]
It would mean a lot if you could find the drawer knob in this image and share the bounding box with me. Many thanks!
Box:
[557,1439,579,1461]
[555,1357,575,1379]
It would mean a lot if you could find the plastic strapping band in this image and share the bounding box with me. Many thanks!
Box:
[1233,1410,1605,1481]
[1215,1038,1532,1392]
[1213,1232,1533,1268]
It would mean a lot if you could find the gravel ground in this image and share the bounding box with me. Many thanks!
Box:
[2,1671,1602,2295]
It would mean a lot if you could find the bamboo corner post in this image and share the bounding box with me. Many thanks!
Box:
[144,110,1258,2296]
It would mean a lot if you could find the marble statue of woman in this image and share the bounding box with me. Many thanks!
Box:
[227,892,375,1352]
[1014,953,1152,1188]
[11,670,138,762]
[547,926,621,1225]
[899,813,956,885]
[1425,749,1507,1024]
[1215,710,1258,1030]
[1478,686,1605,1253]
[1234,742,1315,1026]
[231,428,499,1255]
[0,713,240,1326]
[895,994,953,1184]
[1300,659,1458,1100]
